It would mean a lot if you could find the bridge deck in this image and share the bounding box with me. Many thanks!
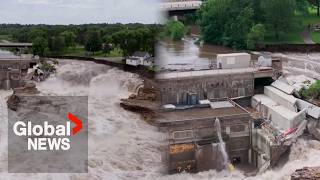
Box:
[160,1,202,11]
[0,43,33,48]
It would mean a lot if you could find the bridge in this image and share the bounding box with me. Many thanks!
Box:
[0,43,33,48]
[160,0,203,18]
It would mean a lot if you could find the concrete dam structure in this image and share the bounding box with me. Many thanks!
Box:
[157,99,253,173]
[0,57,38,89]
[156,67,275,105]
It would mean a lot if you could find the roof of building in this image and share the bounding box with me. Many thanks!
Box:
[156,67,258,80]
[217,53,250,57]
[157,104,248,123]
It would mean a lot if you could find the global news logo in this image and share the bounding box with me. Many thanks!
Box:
[12,112,83,151]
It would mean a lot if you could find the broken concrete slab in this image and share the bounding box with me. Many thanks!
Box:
[264,86,297,112]
[296,99,320,119]
[252,94,277,119]
[271,80,296,95]
[268,105,306,130]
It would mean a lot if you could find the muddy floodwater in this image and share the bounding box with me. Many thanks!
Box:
[0,49,319,179]
[155,38,235,71]
[0,49,18,59]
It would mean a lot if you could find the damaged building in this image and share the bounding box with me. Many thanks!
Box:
[156,99,253,173]
[155,53,275,105]
[156,52,320,174]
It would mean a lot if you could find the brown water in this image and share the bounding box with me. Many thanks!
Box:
[155,38,235,71]
[0,49,17,58]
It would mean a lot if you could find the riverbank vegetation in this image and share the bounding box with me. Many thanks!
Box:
[162,20,186,41]
[0,23,160,57]
[300,80,320,100]
[196,0,320,49]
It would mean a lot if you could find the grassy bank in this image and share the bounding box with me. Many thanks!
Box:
[0,34,14,42]
[63,46,123,58]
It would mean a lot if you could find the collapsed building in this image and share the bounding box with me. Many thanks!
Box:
[155,52,320,174]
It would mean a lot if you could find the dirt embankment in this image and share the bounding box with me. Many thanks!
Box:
[120,78,160,122]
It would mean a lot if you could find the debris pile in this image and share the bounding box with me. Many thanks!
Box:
[13,81,40,95]
[7,81,40,111]
[25,59,57,82]
[291,167,320,180]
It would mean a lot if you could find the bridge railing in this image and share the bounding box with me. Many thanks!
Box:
[160,1,202,10]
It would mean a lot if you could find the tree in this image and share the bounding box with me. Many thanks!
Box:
[251,0,265,23]
[50,35,66,55]
[296,0,310,15]
[32,37,49,56]
[224,7,254,48]
[247,24,266,49]
[61,31,76,48]
[112,29,138,56]
[102,34,112,43]
[198,0,233,44]
[308,0,320,16]
[85,30,102,55]
[28,28,47,42]
[262,0,296,39]
[164,20,186,41]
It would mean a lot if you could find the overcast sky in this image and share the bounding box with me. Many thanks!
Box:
[0,0,162,25]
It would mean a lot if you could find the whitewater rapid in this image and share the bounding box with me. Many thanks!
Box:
[0,59,318,180]
[0,60,165,180]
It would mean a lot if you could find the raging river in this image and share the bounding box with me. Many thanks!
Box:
[0,46,319,179]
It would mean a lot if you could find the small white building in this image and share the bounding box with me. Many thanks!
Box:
[217,53,251,69]
[126,51,153,67]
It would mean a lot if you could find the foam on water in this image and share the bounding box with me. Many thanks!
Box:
[0,59,319,180]
[0,60,165,180]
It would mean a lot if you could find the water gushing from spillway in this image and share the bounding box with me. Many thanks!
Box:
[214,118,229,169]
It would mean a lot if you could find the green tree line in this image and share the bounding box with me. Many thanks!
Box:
[197,0,317,49]
[0,23,160,57]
